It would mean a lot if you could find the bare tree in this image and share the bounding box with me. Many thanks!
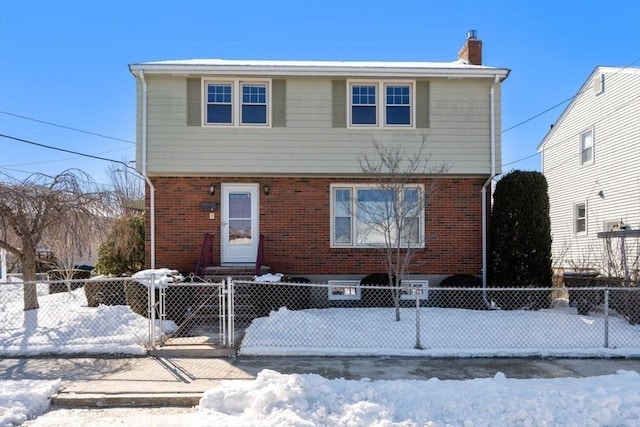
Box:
[0,170,105,310]
[103,161,144,218]
[356,140,448,321]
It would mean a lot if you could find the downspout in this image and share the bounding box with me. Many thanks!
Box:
[137,69,156,269]
[482,74,500,307]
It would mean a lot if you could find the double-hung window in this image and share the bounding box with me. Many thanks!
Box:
[580,129,594,165]
[331,184,424,248]
[241,83,267,124]
[348,81,414,128]
[206,83,233,124]
[204,80,270,126]
[574,202,586,234]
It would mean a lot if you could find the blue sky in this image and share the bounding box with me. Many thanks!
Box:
[1,0,639,186]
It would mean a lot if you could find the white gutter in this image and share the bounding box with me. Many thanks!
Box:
[482,74,501,306]
[137,70,156,269]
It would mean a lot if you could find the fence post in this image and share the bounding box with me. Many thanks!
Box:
[227,276,235,348]
[219,279,226,346]
[414,286,423,350]
[604,288,609,349]
[150,273,156,349]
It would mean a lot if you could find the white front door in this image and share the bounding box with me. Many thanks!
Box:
[221,184,259,264]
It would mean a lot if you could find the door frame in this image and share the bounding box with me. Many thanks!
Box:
[220,183,260,265]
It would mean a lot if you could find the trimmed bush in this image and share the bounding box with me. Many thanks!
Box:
[488,171,553,310]
[251,276,312,318]
[360,273,396,307]
[432,274,486,310]
[95,214,145,276]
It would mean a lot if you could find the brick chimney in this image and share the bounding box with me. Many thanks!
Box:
[457,30,482,65]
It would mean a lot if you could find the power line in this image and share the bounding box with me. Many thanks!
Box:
[0,111,135,145]
[0,133,128,167]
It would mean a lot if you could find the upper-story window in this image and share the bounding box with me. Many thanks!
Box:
[206,83,233,124]
[580,129,594,166]
[241,84,267,124]
[348,80,414,128]
[204,80,270,127]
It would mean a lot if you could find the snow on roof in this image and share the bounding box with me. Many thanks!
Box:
[129,58,510,78]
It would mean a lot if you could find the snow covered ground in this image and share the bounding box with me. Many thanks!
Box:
[5,370,640,426]
[2,274,640,425]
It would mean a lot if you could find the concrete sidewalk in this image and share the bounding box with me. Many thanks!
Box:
[2,356,640,408]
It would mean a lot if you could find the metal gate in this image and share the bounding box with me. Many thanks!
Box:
[152,278,235,348]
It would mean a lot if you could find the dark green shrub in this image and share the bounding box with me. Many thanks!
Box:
[432,274,486,310]
[251,276,312,317]
[95,214,145,276]
[360,273,396,307]
[488,170,553,310]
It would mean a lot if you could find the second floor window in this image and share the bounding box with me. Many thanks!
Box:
[204,80,270,126]
[580,129,594,165]
[242,84,267,125]
[349,81,414,128]
[206,84,233,124]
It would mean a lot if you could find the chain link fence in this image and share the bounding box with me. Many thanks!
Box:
[1,275,639,357]
[236,279,640,356]
[0,276,173,356]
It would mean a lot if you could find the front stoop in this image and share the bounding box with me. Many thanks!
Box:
[203,264,270,281]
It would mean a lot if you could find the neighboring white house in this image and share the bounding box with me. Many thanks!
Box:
[538,66,640,277]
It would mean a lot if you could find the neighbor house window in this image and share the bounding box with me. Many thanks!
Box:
[574,202,586,234]
[580,129,594,165]
[348,80,414,128]
[204,80,270,126]
[331,184,424,248]
[328,281,361,300]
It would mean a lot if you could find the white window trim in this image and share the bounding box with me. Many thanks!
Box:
[330,183,425,248]
[574,201,587,235]
[347,80,415,129]
[202,78,272,128]
[579,127,594,166]
[328,280,361,300]
[400,280,429,300]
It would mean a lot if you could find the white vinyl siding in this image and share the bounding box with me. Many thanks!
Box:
[138,76,502,175]
[541,68,640,269]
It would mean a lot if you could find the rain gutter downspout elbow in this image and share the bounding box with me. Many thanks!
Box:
[482,74,500,307]
[138,69,156,269]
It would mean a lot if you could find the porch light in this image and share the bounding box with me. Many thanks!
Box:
[209,184,216,196]
[263,184,270,196]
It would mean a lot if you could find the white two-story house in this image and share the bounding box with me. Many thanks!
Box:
[538,66,640,278]
[128,31,510,286]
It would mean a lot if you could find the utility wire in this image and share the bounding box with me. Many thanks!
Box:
[0,133,130,168]
[0,111,135,145]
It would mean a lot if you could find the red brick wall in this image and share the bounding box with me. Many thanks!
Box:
[147,176,488,276]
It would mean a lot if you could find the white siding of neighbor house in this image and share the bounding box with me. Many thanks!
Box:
[540,68,640,270]
[136,75,502,176]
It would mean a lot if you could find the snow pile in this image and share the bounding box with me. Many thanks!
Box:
[198,369,640,426]
[241,306,640,357]
[253,273,283,282]
[132,268,184,288]
[0,379,61,426]
[0,279,176,356]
